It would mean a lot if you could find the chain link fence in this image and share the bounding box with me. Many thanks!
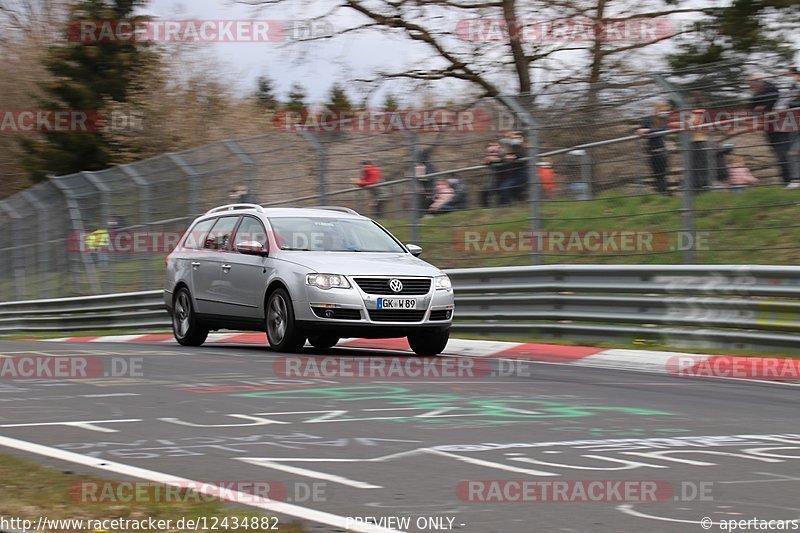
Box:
[1,58,799,301]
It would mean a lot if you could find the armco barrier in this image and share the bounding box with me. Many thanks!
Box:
[2,265,799,350]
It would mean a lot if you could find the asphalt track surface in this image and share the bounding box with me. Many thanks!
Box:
[1,338,799,533]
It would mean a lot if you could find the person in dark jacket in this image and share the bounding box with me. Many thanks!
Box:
[637,101,671,195]
[748,74,793,186]
[786,68,800,186]
[229,184,256,204]
[482,141,504,207]
[498,131,528,204]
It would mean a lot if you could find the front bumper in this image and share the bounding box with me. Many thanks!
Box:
[294,275,454,331]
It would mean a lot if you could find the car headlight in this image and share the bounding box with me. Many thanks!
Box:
[306,273,351,290]
[434,274,452,291]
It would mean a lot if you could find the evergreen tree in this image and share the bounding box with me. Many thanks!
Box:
[255,75,278,109]
[286,82,308,114]
[669,0,798,69]
[383,92,399,112]
[19,0,155,181]
[326,82,352,113]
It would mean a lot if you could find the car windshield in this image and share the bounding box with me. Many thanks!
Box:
[268,217,405,253]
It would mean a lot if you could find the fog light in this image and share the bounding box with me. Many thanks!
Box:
[325,309,334,318]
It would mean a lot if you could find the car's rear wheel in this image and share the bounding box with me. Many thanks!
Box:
[266,288,306,352]
[172,288,209,346]
[408,328,450,356]
[308,335,340,350]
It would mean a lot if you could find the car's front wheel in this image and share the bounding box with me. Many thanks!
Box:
[172,288,209,346]
[266,288,306,352]
[408,328,450,356]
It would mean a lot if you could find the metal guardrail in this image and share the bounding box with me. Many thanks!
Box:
[2,265,799,350]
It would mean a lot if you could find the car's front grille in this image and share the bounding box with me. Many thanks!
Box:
[312,307,362,320]
[429,309,452,321]
[368,310,426,322]
[354,277,431,295]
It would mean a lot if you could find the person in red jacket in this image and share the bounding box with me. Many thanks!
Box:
[353,159,387,216]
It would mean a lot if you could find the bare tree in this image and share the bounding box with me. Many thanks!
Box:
[238,0,706,100]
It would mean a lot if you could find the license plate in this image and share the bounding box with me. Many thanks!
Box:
[378,298,417,309]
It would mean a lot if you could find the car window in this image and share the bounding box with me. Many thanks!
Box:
[203,216,240,251]
[268,217,405,252]
[234,217,269,251]
[183,218,216,250]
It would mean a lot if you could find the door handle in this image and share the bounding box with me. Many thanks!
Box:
[191,262,201,267]
[222,264,232,271]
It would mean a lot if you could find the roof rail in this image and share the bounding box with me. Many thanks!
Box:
[205,203,264,215]
[309,206,361,216]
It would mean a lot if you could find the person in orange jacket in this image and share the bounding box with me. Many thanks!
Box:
[353,159,387,216]
[538,159,557,198]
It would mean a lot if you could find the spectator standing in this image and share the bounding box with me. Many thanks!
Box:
[537,160,558,198]
[428,178,455,215]
[354,159,387,216]
[786,68,800,186]
[447,174,468,210]
[482,141,504,207]
[748,74,794,187]
[727,155,759,191]
[688,92,711,191]
[498,131,528,204]
[417,147,437,205]
[229,184,256,204]
[637,101,671,195]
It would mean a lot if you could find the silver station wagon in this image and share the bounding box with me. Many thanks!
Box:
[164,204,454,355]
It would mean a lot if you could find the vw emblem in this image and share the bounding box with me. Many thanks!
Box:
[389,279,404,293]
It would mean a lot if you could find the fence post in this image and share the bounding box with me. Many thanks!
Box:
[497,95,541,265]
[653,74,695,264]
[48,175,102,295]
[81,171,111,231]
[121,164,150,226]
[20,190,50,299]
[168,153,201,216]
[0,201,26,300]
[223,139,258,203]
[403,131,420,243]
[300,131,328,204]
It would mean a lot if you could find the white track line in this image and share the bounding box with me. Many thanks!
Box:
[0,435,404,533]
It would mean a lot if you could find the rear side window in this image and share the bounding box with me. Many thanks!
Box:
[183,218,215,249]
[204,216,240,250]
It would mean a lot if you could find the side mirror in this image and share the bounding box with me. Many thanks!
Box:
[237,241,268,256]
[406,244,423,257]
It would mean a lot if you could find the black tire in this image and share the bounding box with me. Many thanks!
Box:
[172,287,209,346]
[266,288,306,352]
[408,328,450,356]
[308,335,340,350]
